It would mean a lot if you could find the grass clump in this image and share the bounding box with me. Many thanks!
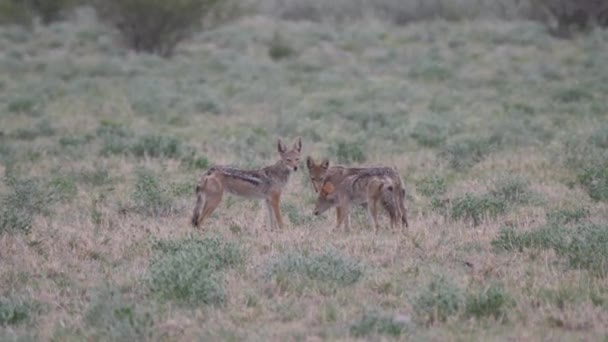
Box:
[416,174,447,197]
[546,207,590,225]
[130,134,183,159]
[350,311,409,338]
[465,284,512,321]
[329,140,366,164]
[85,287,154,341]
[451,193,506,227]
[492,224,608,277]
[265,248,364,291]
[149,237,243,306]
[413,276,463,324]
[131,168,174,217]
[440,134,502,171]
[0,174,54,235]
[490,175,533,205]
[0,297,36,326]
[268,32,294,60]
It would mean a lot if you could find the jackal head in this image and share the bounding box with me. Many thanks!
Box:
[278,137,302,172]
[313,181,338,216]
[306,156,329,193]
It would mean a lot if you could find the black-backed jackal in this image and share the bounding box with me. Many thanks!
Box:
[191,138,302,230]
[306,157,409,230]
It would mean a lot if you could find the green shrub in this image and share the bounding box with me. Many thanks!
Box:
[546,207,590,225]
[97,121,132,157]
[451,193,506,226]
[85,287,154,341]
[416,174,447,197]
[490,175,532,205]
[130,134,183,159]
[530,0,608,37]
[329,140,366,164]
[565,224,608,277]
[410,118,452,148]
[553,87,593,103]
[265,248,364,290]
[49,175,78,203]
[0,0,32,26]
[413,276,463,324]
[577,163,608,202]
[440,134,502,171]
[149,237,242,306]
[25,0,78,24]
[350,311,408,337]
[0,174,54,234]
[0,297,35,326]
[268,32,294,60]
[492,224,608,276]
[131,168,173,217]
[11,120,55,141]
[94,0,224,57]
[6,96,41,116]
[465,284,512,321]
[491,225,567,252]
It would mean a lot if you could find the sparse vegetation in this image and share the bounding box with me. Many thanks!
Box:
[0,3,607,339]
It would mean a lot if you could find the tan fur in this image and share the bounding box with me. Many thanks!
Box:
[313,172,399,232]
[191,138,302,230]
[306,157,409,230]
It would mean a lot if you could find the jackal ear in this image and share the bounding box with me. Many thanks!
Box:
[320,158,329,170]
[322,182,335,194]
[293,137,302,153]
[306,156,315,170]
[278,138,287,153]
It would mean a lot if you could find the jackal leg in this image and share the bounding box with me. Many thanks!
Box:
[335,206,344,230]
[197,180,223,229]
[269,191,284,230]
[342,204,351,232]
[369,198,380,233]
[265,199,277,230]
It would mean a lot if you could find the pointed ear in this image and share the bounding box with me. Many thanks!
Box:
[320,158,329,170]
[277,138,287,153]
[321,182,335,194]
[293,137,302,153]
[306,156,315,170]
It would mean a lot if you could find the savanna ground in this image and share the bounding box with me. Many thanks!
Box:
[1,5,608,341]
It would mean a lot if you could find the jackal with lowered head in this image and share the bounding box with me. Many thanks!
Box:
[313,171,402,232]
[306,157,409,230]
[191,138,302,230]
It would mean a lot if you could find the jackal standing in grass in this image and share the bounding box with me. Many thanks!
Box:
[307,157,409,230]
[313,171,402,232]
[191,138,302,230]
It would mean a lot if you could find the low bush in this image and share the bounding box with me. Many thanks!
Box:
[265,248,364,290]
[0,297,36,326]
[465,284,512,321]
[94,0,225,57]
[85,287,154,341]
[0,174,55,234]
[350,311,408,337]
[440,134,502,171]
[451,193,507,227]
[131,168,174,217]
[413,276,463,324]
[149,237,243,306]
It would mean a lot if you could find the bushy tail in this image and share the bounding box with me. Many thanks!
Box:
[191,179,207,228]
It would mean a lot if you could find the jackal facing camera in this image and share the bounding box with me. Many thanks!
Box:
[191,138,302,230]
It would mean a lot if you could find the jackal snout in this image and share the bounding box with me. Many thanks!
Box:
[306,156,330,193]
[279,138,302,172]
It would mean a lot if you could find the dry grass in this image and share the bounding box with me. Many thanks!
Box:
[0,8,607,341]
